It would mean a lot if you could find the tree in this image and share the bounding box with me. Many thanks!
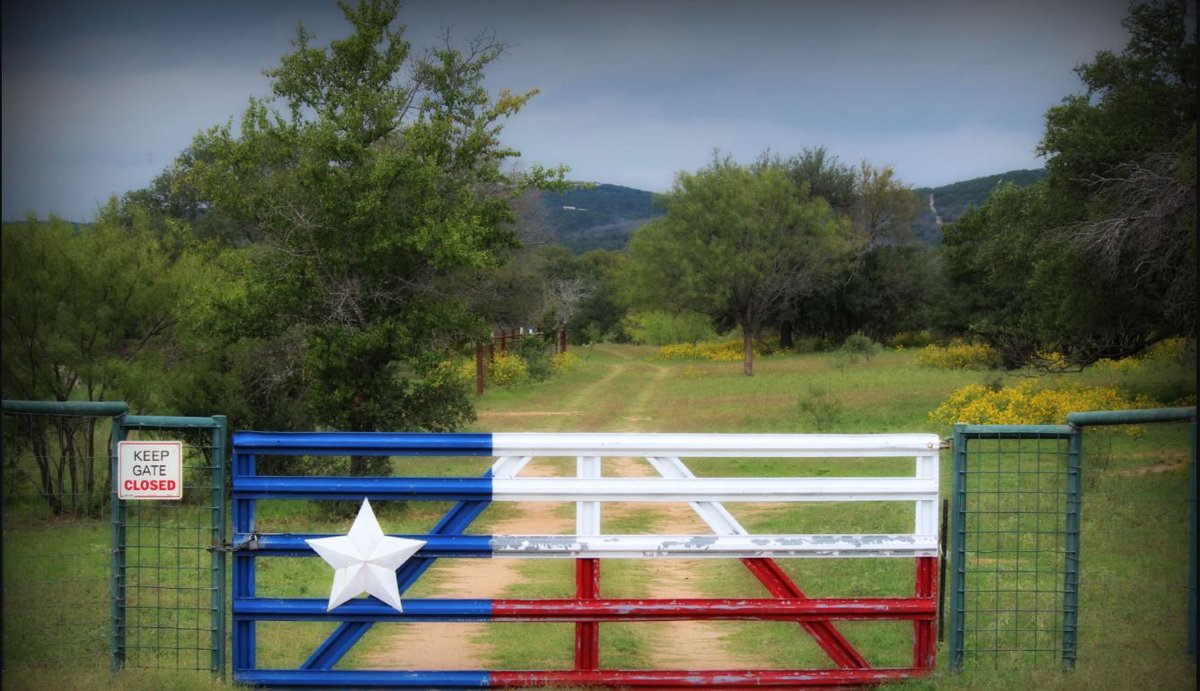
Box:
[937,181,1151,368]
[942,0,1195,367]
[776,153,925,344]
[851,161,923,247]
[626,154,853,375]
[1040,0,1196,340]
[565,250,629,344]
[184,1,561,465]
[1,207,185,406]
[1040,0,1195,191]
[784,147,857,215]
[1,205,189,514]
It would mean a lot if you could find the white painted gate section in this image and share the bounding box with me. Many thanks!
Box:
[484,433,941,559]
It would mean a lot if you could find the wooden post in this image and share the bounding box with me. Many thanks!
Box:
[475,342,485,395]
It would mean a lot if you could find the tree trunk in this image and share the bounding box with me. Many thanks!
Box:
[742,323,754,377]
[779,320,794,350]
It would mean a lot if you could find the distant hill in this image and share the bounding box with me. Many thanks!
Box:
[9,170,1045,253]
[523,170,1048,253]
[912,168,1047,243]
[527,184,664,253]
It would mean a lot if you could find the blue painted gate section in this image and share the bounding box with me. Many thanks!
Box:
[233,432,497,686]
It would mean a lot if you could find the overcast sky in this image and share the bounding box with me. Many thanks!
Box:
[2,0,1133,222]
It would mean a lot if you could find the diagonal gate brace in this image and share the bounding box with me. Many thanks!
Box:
[646,456,870,669]
[300,456,532,670]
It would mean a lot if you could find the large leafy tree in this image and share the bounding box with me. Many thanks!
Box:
[943,0,1195,367]
[777,151,927,343]
[1040,0,1195,190]
[938,181,1145,367]
[627,155,852,375]
[185,1,559,458]
[1041,0,1195,340]
[1,207,186,405]
[1,205,193,514]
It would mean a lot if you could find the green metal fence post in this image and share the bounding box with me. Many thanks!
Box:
[211,415,228,677]
[1189,415,1196,659]
[949,424,968,671]
[110,414,130,672]
[1061,425,1083,671]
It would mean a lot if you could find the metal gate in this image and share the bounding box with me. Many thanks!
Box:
[232,431,940,687]
[111,414,227,675]
[948,423,1081,671]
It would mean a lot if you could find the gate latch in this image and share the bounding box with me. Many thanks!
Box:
[209,534,259,553]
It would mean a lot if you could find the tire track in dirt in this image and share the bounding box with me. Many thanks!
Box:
[602,455,767,671]
[599,361,768,670]
[360,459,572,670]
[363,346,769,672]
[361,356,643,669]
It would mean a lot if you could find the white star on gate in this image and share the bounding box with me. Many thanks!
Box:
[306,498,425,614]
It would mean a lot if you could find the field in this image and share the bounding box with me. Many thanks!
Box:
[2,344,1195,689]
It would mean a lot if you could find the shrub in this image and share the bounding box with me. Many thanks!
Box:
[840,333,881,359]
[524,353,552,381]
[507,335,556,382]
[550,351,580,375]
[436,358,476,389]
[1030,350,1071,371]
[913,341,1002,369]
[1094,337,1195,374]
[695,340,745,361]
[1143,337,1194,365]
[1093,355,1142,374]
[487,352,528,387]
[889,330,935,349]
[929,379,1156,427]
[581,323,609,345]
[791,336,835,353]
[623,310,716,346]
[655,339,747,362]
[754,334,785,355]
[797,387,843,431]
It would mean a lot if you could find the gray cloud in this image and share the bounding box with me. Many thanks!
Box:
[3,0,1132,220]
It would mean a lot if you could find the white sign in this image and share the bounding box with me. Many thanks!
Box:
[118,440,183,500]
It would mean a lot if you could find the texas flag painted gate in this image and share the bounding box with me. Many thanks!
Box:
[232,432,940,686]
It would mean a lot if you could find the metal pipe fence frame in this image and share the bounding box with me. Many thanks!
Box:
[950,407,1197,673]
[949,424,1081,672]
[1065,407,1196,661]
[2,400,129,673]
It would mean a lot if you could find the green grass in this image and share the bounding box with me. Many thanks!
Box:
[2,343,1194,688]
[464,345,1195,686]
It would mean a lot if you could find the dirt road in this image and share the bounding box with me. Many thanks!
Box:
[361,346,771,671]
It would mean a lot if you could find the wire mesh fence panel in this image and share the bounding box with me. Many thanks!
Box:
[950,425,1080,671]
[952,412,1196,684]
[2,402,128,674]
[1069,416,1195,677]
[113,415,226,676]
